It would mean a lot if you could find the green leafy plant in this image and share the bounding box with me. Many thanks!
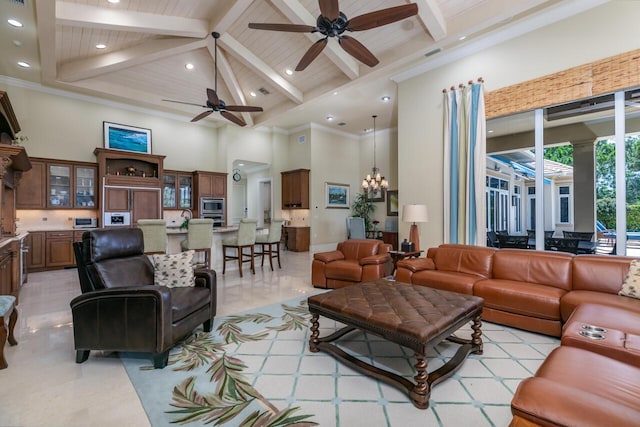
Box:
[180,218,189,230]
[351,192,376,230]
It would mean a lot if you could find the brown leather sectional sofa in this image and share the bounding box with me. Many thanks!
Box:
[396,244,640,426]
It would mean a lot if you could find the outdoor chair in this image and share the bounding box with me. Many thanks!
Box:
[545,237,580,254]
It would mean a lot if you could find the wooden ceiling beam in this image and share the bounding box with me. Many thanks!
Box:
[58,38,207,82]
[218,33,303,104]
[55,0,208,37]
[35,0,57,84]
[270,0,359,79]
[211,0,255,34]
[415,0,447,41]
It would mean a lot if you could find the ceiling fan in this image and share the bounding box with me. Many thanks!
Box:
[162,32,263,126]
[248,0,418,71]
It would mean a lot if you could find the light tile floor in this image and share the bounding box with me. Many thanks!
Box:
[0,249,560,426]
[0,250,322,427]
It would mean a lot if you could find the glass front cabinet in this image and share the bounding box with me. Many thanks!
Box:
[47,163,97,209]
[48,164,71,208]
[75,166,96,208]
[163,171,192,209]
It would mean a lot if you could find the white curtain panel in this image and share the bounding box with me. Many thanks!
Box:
[443,82,487,245]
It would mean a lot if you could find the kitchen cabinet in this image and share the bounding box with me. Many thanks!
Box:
[45,231,74,268]
[16,159,46,209]
[285,226,310,252]
[104,187,161,224]
[194,171,226,198]
[163,170,192,209]
[95,148,164,187]
[0,145,31,238]
[281,169,309,209]
[26,231,45,271]
[0,244,13,297]
[16,158,96,210]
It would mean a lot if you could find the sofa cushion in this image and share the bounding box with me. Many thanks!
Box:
[474,279,566,321]
[560,289,640,321]
[432,244,495,278]
[511,346,640,427]
[573,255,633,293]
[492,249,573,291]
[337,239,379,261]
[620,259,640,299]
[410,270,478,294]
[152,250,195,288]
[325,260,362,282]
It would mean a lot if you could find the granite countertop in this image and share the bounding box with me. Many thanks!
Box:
[0,232,29,249]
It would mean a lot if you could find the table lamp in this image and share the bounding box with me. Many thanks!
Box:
[402,204,429,251]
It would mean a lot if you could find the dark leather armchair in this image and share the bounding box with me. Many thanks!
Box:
[71,228,216,368]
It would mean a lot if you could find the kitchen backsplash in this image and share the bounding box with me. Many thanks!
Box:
[16,209,99,230]
[284,209,309,226]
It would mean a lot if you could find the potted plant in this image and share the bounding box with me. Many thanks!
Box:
[351,192,375,230]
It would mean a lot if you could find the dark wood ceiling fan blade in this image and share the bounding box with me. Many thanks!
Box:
[191,110,213,122]
[206,88,220,105]
[295,38,328,71]
[347,3,418,31]
[225,105,264,112]
[319,0,340,21]
[339,36,379,67]
[221,111,247,126]
[162,99,208,108]
[248,23,315,32]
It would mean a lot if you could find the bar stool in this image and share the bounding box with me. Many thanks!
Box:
[0,295,18,369]
[255,219,284,271]
[137,219,167,254]
[222,219,257,277]
[180,219,214,269]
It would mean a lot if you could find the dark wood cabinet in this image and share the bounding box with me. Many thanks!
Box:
[285,226,310,252]
[26,231,45,271]
[16,160,46,209]
[104,187,161,223]
[194,171,226,198]
[163,170,193,209]
[45,231,74,268]
[281,169,309,209]
[382,231,399,250]
[0,244,13,297]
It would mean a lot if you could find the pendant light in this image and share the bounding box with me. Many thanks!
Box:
[361,115,388,194]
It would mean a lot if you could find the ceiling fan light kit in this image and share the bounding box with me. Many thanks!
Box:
[162,32,263,126]
[249,0,418,71]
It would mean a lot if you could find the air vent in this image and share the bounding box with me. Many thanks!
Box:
[424,48,442,58]
[338,122,346,126]
[9,0,26,5]
[258,87,270,95]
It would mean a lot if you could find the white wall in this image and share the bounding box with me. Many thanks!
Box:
[397,1,640,249]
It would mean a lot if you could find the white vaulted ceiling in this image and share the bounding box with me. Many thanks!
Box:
[0,0,602,134]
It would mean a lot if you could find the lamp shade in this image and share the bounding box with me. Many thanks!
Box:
[402,204,429,223]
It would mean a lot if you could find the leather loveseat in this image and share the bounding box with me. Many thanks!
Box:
[312,239,392,289]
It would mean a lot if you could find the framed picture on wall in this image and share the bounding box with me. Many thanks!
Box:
[103,121,152,154]
[325,182,350,209]
[387,190,398,216]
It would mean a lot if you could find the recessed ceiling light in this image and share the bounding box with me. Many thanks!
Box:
[8,19,23,28]
[381,96,391,102]
[326,115,334,121]
[95,44,107,49]
[459,35,467,41]
[488,130,494,133]
[17,61,30,68]
[249,91,257,97]
[333,91,338,96]
[238,163,244,166]
[107,0,120,3]
[13,40,22,47]
[185,63,194,70]
[285,69,293,76]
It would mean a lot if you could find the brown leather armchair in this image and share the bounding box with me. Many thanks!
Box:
[312,239,392,289]
[71,228,216,368]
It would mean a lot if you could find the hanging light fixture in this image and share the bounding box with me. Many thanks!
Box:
[362,115,388,194]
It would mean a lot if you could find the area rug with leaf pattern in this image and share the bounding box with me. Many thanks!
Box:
[122,297,559,427]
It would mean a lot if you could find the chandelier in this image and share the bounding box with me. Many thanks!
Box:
[361,114,388,193]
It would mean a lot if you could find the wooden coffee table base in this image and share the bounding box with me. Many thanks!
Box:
[309,314,482,409]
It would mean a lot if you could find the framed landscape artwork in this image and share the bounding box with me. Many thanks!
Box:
[387,190,398,216]
[103,122,152,154]
[325,182,349,209]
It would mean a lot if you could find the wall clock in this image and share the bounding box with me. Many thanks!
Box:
[232,168,242,182]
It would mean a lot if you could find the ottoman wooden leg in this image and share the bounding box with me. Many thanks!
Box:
[471,314,483,355]
[0,316,7,369]
[410,353,429,409]
[8,308,17,346]
[309,314,320,353]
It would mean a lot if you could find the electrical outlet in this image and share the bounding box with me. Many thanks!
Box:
[42,217,48,221]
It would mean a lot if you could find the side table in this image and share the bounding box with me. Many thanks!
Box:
[388,250,424,275]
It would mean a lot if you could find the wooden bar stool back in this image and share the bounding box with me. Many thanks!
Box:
[222,219,257,277]
[137,219,167,254]
[255,219,284,270]
[180,219,214,268]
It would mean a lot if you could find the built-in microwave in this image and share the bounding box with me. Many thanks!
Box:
[103,212,131,227]
[73,217,98,228]
[200,197,224,214]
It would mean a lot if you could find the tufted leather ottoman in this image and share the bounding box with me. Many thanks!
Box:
[308,279,483,409]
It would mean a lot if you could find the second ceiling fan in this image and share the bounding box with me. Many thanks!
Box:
[162,32,263,126]
[249,0,418,71]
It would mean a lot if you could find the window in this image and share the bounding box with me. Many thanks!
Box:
[558,185,571,224]
[513,185,522,233]
[527,186,536,229]
[486,176,509,232]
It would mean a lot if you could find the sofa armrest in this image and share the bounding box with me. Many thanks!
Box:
[397,257,435,272]
[314,250,345,263]
[70,285,172,353]
[360,254,391,266]
[194,268,217,318]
